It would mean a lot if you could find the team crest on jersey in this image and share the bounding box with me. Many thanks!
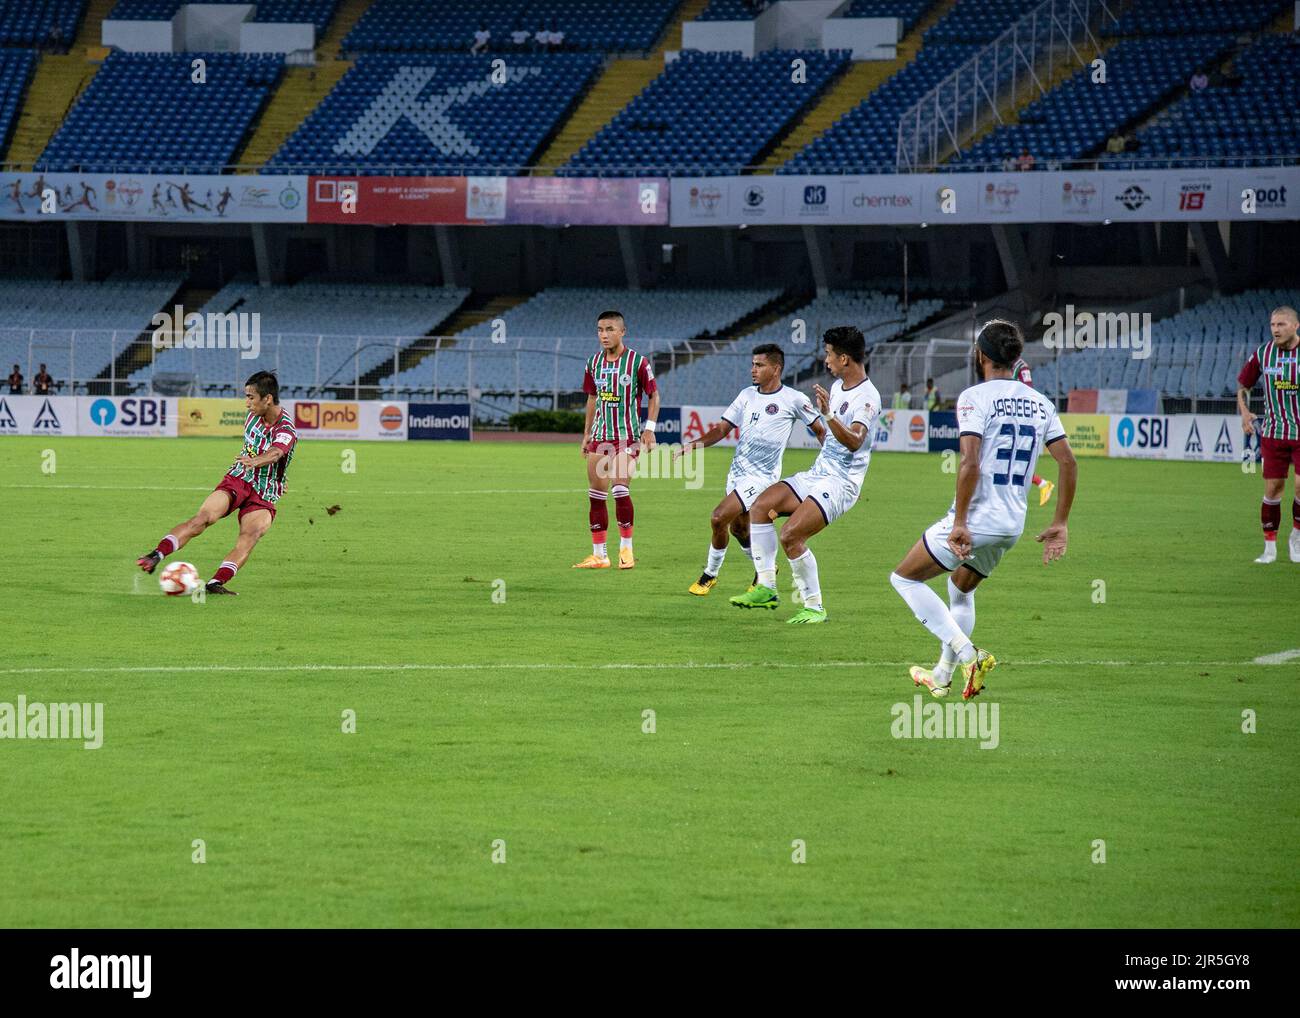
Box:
[838,402,848,415]
[765,403,779,415]
[620,373,632,386]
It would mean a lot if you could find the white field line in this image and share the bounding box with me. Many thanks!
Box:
[0,484,666,496]
[0,658,1291,676]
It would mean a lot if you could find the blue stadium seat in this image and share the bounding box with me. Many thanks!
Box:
[0,1,84,47]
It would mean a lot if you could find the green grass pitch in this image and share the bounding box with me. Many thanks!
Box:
[0,435,1296,928]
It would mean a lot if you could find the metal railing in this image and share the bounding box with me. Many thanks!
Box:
[895,0,1120,171]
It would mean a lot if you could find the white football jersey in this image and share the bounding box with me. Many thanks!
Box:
[807,376,881,492]
[952,378,1066,536]
[722,384,821,483]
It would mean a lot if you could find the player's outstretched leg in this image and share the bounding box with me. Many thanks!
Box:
[206,508,272,595]
[730,483,799,610]
[690,494,745,595]
[138,489,231,572]
[780,500,829,624]
[912,572,979,697]
[890,543,995,701]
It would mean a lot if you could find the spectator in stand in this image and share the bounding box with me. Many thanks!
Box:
[7,364,22,394]
[471,23,491,55]
[1000,152,1016,172]
[1106,132,1125,155]
[1124,133,1140,153]
[1189,70,1208,92]
[535,23,553,52]
[510,22,530,50]
[891,383,912,409]
[33,364,53,395]
[1015,148,1036,171]
[924,378,941,411]
[549,19,565,51]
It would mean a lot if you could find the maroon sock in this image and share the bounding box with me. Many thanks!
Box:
[1262,498,1281,538]
[213,561,237,584]
[588,489,608,547]
[154,534,178,556]
[612,484,633,539]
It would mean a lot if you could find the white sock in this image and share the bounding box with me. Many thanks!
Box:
[788,549,822,610]
[620,536,633,551]
[736,539,753,562]
[705,545,726,576]
[751,522,778,588]
[934,577,975,684]
[890,572,976,664]
[593,540,607,558]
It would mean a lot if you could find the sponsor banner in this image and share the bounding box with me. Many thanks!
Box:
[1110,413,1174,458]
[285,400,407,440]
[927,409,960,452]
[681,405,739,447]
[0,173,306,222]
[1059,413,1110,457]
[407,402,472,440]
[841,175,923,224]
[81,396,176,437]
[1048,172,1105,219]
[1227,168,1293,219]
[791,178,837,221]
[307,176,473,225]
[923,175,982,221]
[1104,173,1162,220]
[672,177,730,225]
[975,173,1043,221]
[1112,413,1252,463]
[654,406,683,443]
[871,408,929,452]
[466,176,508,220]
[178,398,248,437]
[0,395,78,436]
[729,177,784,223]
[506,177,667,225]
[1165,171,1225,219]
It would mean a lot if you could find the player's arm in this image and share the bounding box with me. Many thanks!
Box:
[809,417,828,445]
[1036,436,1077,563]
[947,434,982,559]
[641,387,660,448]
[236,446,285,469]
[813,383,867,451]
[1236,354,1260,435]
[581,394,596,454]
[679,418,736,455]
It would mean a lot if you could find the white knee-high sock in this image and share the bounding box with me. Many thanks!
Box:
[935,577,976,681]
[751,522,778,588]
[788,549,822,609]
[705,544,726,576]
[890,572,975,664]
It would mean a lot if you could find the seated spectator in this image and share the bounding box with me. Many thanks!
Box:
[33,364,53,395]
[510,23,530,49]
[1189,71,1208,92]
[535,25,552,51]
[891,383,911,409]
[7,364,22,394]
[1015,148,1035,171]
[549,19,565,50]
[1124,133,1140,153]
[1000,152,1016,172]
[1106,132,1125,155]
[471,24,490,55]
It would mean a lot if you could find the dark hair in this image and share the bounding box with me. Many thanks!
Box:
[596,310,625,325]
[245,370,280,402]
[926,377,934,386]
[975,319,1024,367]
[823,325,866,364]
[751,343,784,368]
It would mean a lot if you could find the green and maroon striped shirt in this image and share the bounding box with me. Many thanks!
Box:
[1238,339,1300,441]
[583,347,657,442]
[227,408,298,502]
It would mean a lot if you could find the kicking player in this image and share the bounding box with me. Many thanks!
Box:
[1011,353,1055,506]
[1237,305,1300,563]
[728,326,880,623]
[679,344,826,595]
[890,319,1077,700]
[573,310,660,570]
[136,371,297,595]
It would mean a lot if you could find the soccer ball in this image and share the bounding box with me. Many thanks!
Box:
[159,561,201,597]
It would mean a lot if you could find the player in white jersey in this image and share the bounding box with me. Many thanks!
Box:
[680,344,826,595]
[890,320,1078,700]
[729,327,881,624]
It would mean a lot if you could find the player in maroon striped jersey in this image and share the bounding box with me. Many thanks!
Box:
[136,371,297,595]
[573,310,660,570]
[1011,355,1055,506]
[1237,306,1300,563]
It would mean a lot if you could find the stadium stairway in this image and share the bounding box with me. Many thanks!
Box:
[321,0,372,58]
[235,60,353,171]
[757,0,960,171]
[4,53,101,169]
[355,291,525,391]
[532,0,709,174]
